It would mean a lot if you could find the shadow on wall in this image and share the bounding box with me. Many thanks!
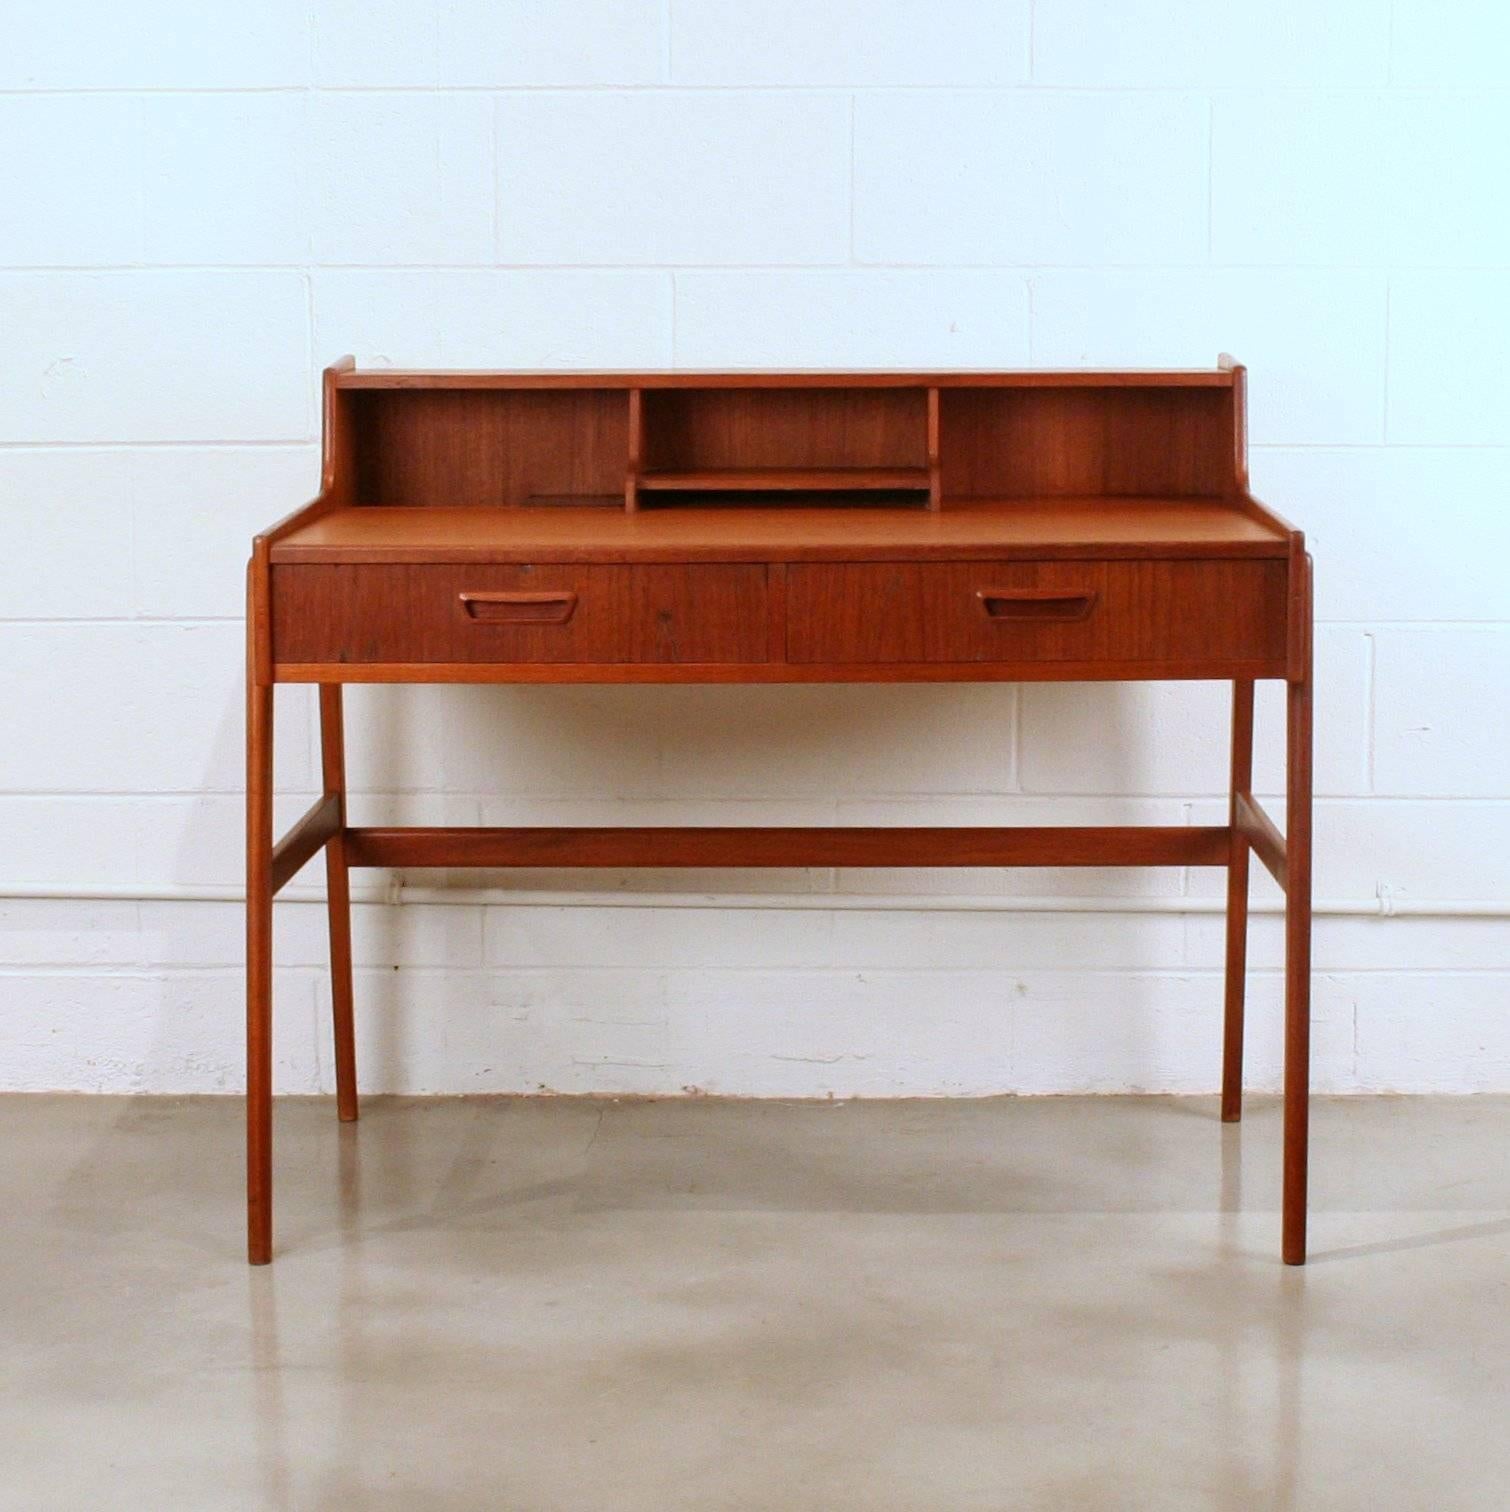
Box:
[336,680,1149,1094]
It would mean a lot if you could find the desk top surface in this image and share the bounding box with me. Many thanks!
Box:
[272,498,1288,565]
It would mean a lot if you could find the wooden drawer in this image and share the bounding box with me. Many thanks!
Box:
[786,560,1287,668]
[272,563,770,665]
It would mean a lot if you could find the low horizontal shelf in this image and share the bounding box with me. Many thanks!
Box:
[637,467,930,493]
[522,493,623,509]
[339,824,1234,871]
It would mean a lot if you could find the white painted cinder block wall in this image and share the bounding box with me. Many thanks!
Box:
[2,1,1507,1096]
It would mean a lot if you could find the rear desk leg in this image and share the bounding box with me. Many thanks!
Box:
[320,685,358,1122]
[247,646,274,1264]
[1222,679,1255,1122]
[1282,557,1315,1266]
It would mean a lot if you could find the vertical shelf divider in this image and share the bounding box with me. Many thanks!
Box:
[625,387,643,512]
[926,386,942,511]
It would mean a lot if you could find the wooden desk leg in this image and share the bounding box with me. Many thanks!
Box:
[320,686,358,1123]
[247,651,274,1265]
[1222,679,1255,1122]
[1282,561,1314,1266]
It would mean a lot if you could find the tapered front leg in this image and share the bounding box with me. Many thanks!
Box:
[1282,559,1314,1266]
[320,685,358,1122]
[1222,679,1255,1122]
[247,653,275,1264]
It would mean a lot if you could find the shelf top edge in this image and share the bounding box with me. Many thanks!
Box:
[335,368,1237,391]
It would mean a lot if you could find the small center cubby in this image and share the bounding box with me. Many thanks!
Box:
[634,385,934,508]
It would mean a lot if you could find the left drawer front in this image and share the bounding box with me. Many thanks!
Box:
[272,564,770,665]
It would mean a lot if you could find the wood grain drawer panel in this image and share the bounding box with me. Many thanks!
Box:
[786,561,1286,666]
[272,564,769,665]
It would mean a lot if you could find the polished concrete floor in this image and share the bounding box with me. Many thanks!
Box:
[3,1094,1508,1510]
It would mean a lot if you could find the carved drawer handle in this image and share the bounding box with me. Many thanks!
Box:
[459,590,578,625]
[977,588,1098,622]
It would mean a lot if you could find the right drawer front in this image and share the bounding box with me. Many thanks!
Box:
[785,560,1287,667]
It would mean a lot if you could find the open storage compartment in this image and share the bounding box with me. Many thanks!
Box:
[636,385,933,507]
[938,384,1235,500]
[350,387,629,507]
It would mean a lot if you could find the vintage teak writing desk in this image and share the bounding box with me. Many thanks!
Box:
[247,359,1314,1266]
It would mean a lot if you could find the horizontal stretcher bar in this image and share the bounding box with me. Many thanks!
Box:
[338,825,1233,870]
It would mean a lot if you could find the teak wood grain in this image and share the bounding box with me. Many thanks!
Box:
[343,825,1233,871]
[245,361,1314,1269]
[352,387,629,507]
[272,563,769,665]
[939,385,1234,499]
[786,560,1285,667]
[273,657,1288,685]
[270,500,1288,565]
[335,368,1237,390]
[1222,678,1255,1124]
[636,466,931,494]
[641,386,929,473]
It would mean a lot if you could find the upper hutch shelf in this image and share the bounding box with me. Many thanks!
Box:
[331,364,1253,519]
